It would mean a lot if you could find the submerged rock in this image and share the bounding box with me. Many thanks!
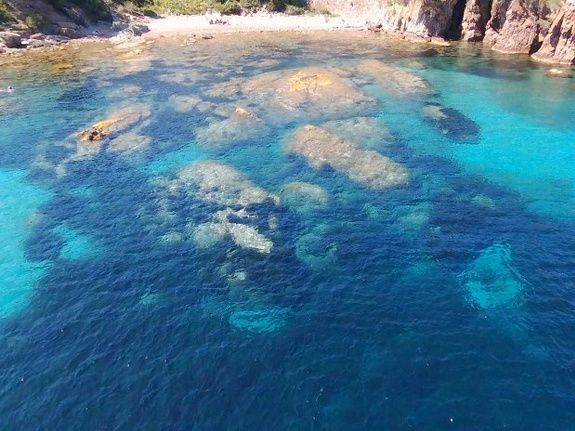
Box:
[287,125,409,189]
[295,224,338,269]
[396,202,431,233]
[471,194,496,209]
[545,68,572,78]
[108,132,151,153]
[229,307,287,334]
[177,160,277,208]
[192,209,273,254]
[356,60,431,96]
[168,94,202,113]
[74,103,152,158]
[280,182,330,214]
[322,116,394,150]
[423,103,480,143]
[195,107,270,150]
[162,161,278,254]
[242,66,376,122]
[459,243,525,309]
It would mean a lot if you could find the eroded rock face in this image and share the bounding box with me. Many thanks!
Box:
[460,0,493,41]
[356,60,430,96]
[386,0,459,37]
[484,0,542,54]
[242,67,376,122]
[309,0,458,37]
[532,3,575,65]
[287,125,409,189]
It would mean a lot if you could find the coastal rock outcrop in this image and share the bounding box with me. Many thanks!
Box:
[308,0,458,37]
[0,32,23,49]
[286,125,409,189]
[483,0,543,54]
[532,2,575,65]
[309,0,575,62]
[460,0,493,41]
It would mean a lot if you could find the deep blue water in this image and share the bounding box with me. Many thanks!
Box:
[1,33,575,430]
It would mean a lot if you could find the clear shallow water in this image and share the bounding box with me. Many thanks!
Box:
[0,33,574,430]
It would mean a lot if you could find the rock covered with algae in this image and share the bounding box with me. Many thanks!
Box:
[356,60,431,96]
[280,181,330,214]
[286,125,409,189]
[195,107,271,151]
[459,243,525,309]
[242,66,376,122]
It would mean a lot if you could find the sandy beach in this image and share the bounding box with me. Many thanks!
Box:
[143,12,366,37]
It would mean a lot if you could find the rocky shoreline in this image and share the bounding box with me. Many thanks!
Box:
[309,0,575,65]
[1,1,574,65]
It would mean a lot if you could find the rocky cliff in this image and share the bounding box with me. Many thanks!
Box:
[483,0,545,54]
[309,0,575,64]
[532,1,575,64]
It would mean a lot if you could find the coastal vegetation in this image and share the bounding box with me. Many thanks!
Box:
[0,1,11,23]
[0,0,308,26]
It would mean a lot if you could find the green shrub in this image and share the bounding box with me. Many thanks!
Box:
[0,0,11,24]
[215,0,241,14]
[24,14,46,30]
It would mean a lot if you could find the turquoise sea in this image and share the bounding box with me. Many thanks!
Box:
[0,32,574,430]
